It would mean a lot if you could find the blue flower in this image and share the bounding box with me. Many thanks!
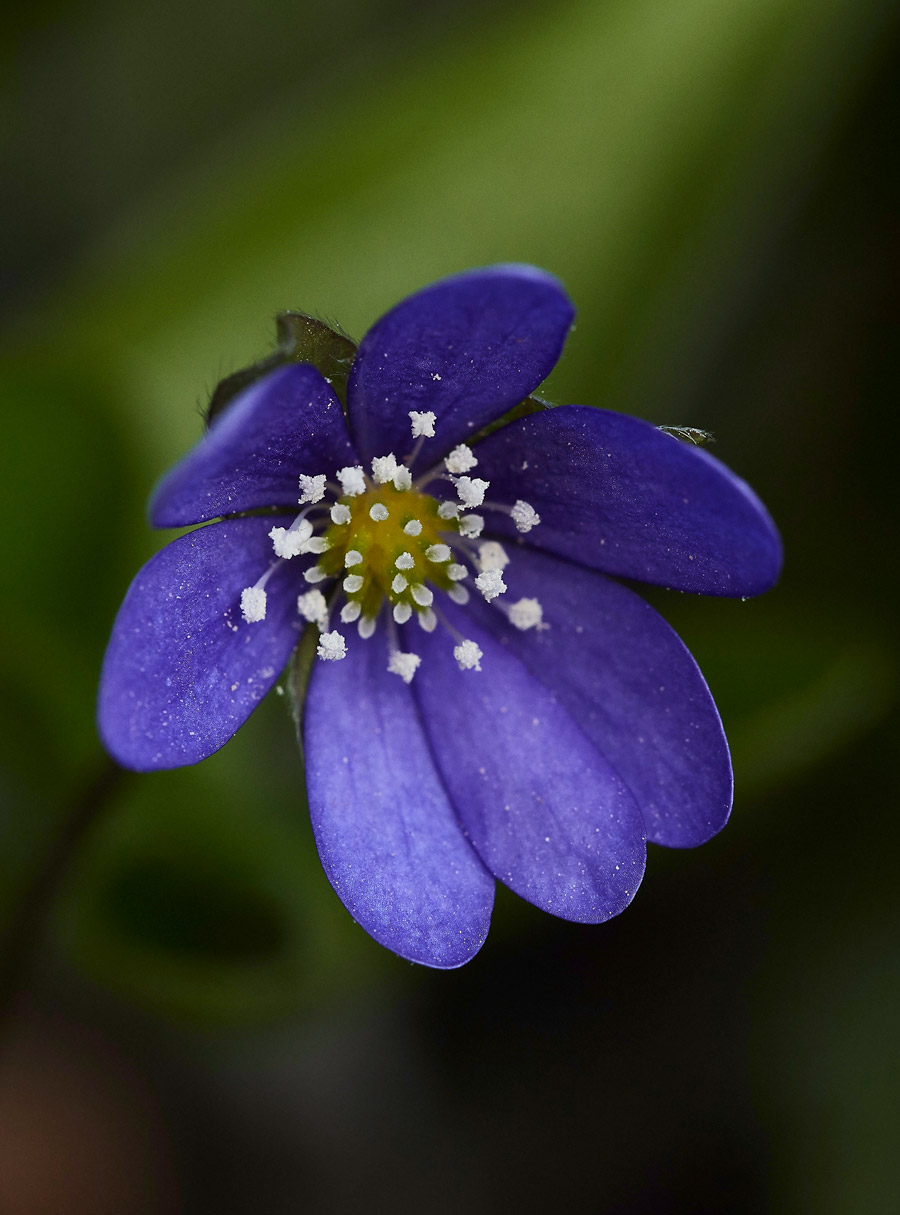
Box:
[98,266,782,968]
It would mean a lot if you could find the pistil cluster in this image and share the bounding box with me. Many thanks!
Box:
[239,410,544,682]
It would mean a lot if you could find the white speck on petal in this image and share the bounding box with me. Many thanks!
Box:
[477,541,509,571]
[388,651,421,683]
[317,630,347,661]
[240,586,267,622]
[509,597,543,630]
[297,589,328,623]
[511,500,541,532]
[337,466,366,496]
[409,410,436,438]
[298,474,326,504]
[475,569,506,601]
[369,503,389,522]
[454,639,482,670]
[445,444,478,474]
[371,453,398,484]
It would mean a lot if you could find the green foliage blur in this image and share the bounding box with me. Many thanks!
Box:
[2,0,898,1210]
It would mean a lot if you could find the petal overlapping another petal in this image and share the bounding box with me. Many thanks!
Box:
[347,265,574,466]
[473,405,783,597]
[461,548,733,847]
[304,627,495,969]
[98,518,303,770]
[411,606,646,922]
[150,364,358,527]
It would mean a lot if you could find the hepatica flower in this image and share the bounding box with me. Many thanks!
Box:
[99,266,782,968]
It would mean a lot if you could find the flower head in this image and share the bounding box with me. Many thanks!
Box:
[98,265,782,968]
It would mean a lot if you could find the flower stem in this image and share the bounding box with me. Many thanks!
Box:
[0,756,129,1030]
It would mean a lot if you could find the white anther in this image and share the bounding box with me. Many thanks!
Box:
[369,503,389,522]
[298,474,326,504]
[445,444,478,474]
[358,616,377,640]
[426,543,451,563]
[240,586,267,623]
[392,573,408,594]
[388,650,422,684]
[475,569,507,601]
[297,589,328,623]
[330,503,351,525]
[304,536,331,554]
[393,602,412,624]
[511,500,541,533]
[437,501,459,520]
[344,549,363,567]
[447,563,468,582]
[458,514,484,538]
[337,465,366,496]
[393,466,413,492]
[409,410,436,438]
[340,601,361,624]
[448,584,470,605]
[508,597,544,630]
[456,476,490,508]
[343,574,364,594]
[395,552,415,570]
[304,565,328,584]
[371,453,398,484]
[403,519,423,536]
[417,608,437,632]
[411,584,434,607]
[269,524,310,559]
[454,639,483,671]
[317,630,347,661]
[477,541,509,571]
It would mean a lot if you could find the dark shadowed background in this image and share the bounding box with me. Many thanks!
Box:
[2,1,898,1211]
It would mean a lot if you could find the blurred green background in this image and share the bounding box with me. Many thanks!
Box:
[2,0,898,1210]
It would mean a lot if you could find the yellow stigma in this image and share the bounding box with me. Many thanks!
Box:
[317,483,458,621]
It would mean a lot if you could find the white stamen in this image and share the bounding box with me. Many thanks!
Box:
[447,563,468,581]
[344,549,363,567]
[371,453,398,484]
[403,519,423,536]
[358,616,377,639]
[417,608,437,632]
[393,465,413,491]
[454,639,483,671]
[317,630,347,661]
[475,568,507,601]
[458,514,484,538]
[437,501,459,520]
[304,565,328,584]
[448,584,470,604]
[269,522,311,559]
[330,503,351,525]
[477,541,509,571]
[340,601,361,624]
[426,543,451,563]
[511,500,541,533]
[304,536,331,554]
[369,503,389,522]
[508,597,544,630]
[388,650,422,684]
[337,465,366,496]
[391,573,408,594]
[445,444,478,474]
[409,410,436,438]
[343,574,364,594]
[456,476,490,508]
[395,552,415,570]
[298,474,326,504]
[393,602,412,624]
[297,589,328,623]
[411,584,433,607]
[240,586,267,623]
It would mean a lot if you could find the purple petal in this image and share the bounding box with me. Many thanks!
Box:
[472,405,783,597]
[461,548,733,847]
[98,517,304,770]
[303,626,494,968]
[151,364,358,527]
[410,606,646,923]
[347,265,574,465]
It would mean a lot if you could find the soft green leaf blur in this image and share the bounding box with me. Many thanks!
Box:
[2,0,898,1209]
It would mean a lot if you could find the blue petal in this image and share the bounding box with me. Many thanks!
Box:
[98,517,304,770]
[410,606,646,923]
[460,548,733,847]
[304,626,494,968]
[472,405,783,597]
[151,364,358,527]
[347,265,574,466]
